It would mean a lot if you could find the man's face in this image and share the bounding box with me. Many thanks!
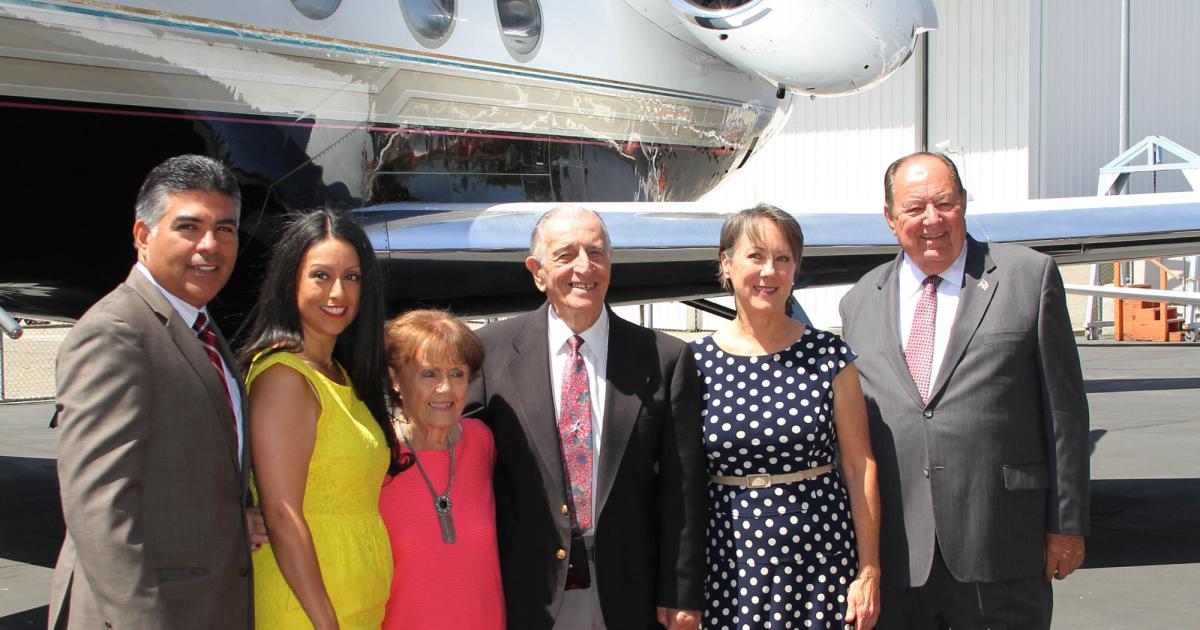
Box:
[133,190,238,308]
[525,212,611,333]
[884,156,967,276]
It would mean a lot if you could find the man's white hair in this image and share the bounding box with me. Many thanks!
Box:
[528,205,612,262]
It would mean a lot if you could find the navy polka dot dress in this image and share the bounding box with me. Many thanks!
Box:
[692,328,858,629]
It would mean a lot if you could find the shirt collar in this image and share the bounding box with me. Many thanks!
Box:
[134,262,206,328]
[548,305,610,356]
[899,242,969,297]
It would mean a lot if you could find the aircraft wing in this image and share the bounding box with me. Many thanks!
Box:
[353,192,1200,316]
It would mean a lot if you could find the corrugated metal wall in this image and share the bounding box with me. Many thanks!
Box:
[927,0,1032,201]
[1038,0,1200,197]
[1126,0,1200,193]
[1036,0,1121,198]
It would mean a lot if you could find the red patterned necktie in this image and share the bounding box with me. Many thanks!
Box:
[905,275,942,403]
[193,313,235,421]
[558,335,594,532]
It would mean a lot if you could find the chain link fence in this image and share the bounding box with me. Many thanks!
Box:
[0,320,69,401]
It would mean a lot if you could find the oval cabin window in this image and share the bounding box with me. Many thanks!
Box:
[497,0,542,59]
[401,0,456,48]
[290,0,341,20]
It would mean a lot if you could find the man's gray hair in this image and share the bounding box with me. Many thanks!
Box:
[528,205,612,262]
[135,155,241,230]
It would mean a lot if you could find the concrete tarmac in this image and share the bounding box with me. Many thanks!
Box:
[1,343,1197,628]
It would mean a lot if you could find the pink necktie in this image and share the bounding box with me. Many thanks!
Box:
[193,313,235,422]
[558,335,593,532]
[905,275,942,403]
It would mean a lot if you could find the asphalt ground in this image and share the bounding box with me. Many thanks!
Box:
[1,343,1197,628]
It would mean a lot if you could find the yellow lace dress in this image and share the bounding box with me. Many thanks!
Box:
[248,351,393,629]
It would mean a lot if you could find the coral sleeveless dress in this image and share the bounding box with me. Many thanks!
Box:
[248,351,393,629]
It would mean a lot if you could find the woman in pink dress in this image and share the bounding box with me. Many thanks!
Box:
[380,309,505,630]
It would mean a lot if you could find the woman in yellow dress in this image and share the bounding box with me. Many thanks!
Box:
[238,209,399,629]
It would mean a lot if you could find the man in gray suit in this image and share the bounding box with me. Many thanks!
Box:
[50,155,254,629]
[839,152,1089,629]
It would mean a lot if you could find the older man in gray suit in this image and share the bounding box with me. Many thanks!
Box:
[50,155,256,629]
[839,152,1089,629]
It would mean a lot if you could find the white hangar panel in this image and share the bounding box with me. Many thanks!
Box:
[1127,0,1200,194]
[926,0,1032,201]
[1037,0,1200,197]
[703,59,920,209]
[1035,0,1122,198]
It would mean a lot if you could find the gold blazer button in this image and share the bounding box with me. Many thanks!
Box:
[556,548,568,560]
[561,504,570,515]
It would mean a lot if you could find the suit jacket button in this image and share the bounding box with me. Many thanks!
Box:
[556,548,568,560]
[560,504,570,515]
[923,409,934,419]
[923,467,930,478]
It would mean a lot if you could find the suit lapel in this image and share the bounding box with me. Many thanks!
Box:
[595,310,648,520]
[502,304,567,499]
[927,238,998,403]
[126,270,240,469]
[878,256,926,407]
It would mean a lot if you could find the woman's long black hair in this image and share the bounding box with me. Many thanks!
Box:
[236,208,402,475]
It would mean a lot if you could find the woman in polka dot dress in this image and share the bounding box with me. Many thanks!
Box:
[693,205,881,629]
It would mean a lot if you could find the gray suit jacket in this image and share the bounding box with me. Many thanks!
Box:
[49,268,252,629]
[839,237,1089,586]
[465,303,706,630]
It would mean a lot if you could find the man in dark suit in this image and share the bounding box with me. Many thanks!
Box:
[50,155,255,629]
[839,152,1089,629]
[467,206,706,630]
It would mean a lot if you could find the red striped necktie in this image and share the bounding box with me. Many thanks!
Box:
[193,312,235,420]
[905,275,941,404]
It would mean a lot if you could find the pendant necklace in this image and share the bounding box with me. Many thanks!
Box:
[403,431,457,544]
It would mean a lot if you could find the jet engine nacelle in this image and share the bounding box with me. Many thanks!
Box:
[668,0,938,96]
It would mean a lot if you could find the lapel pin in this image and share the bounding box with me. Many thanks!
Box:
[978,279,989,291]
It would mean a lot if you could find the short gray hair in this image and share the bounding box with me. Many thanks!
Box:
[528,205,612,262]
[135,155,241,230]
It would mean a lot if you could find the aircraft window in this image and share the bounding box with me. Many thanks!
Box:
[681,0,757,12]
[497,0,542,59]
[290,0,340,20]
[401,0,456,47]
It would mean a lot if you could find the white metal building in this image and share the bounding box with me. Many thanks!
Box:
[641,0,1200,332]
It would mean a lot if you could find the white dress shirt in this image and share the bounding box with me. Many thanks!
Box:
[136,263,245,462]
[898,246,968,390]
[547,306,609,534]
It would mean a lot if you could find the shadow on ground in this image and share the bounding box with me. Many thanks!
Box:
[1085,478,1200,568]
[0,456,63,568]
[1089,429,1106,456]
[1084,377,1200,393]
[0,606,47,629]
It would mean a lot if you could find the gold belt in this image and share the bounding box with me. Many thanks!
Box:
[710,463,833,489]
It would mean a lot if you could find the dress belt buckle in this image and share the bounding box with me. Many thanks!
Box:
[745,473,772,489]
